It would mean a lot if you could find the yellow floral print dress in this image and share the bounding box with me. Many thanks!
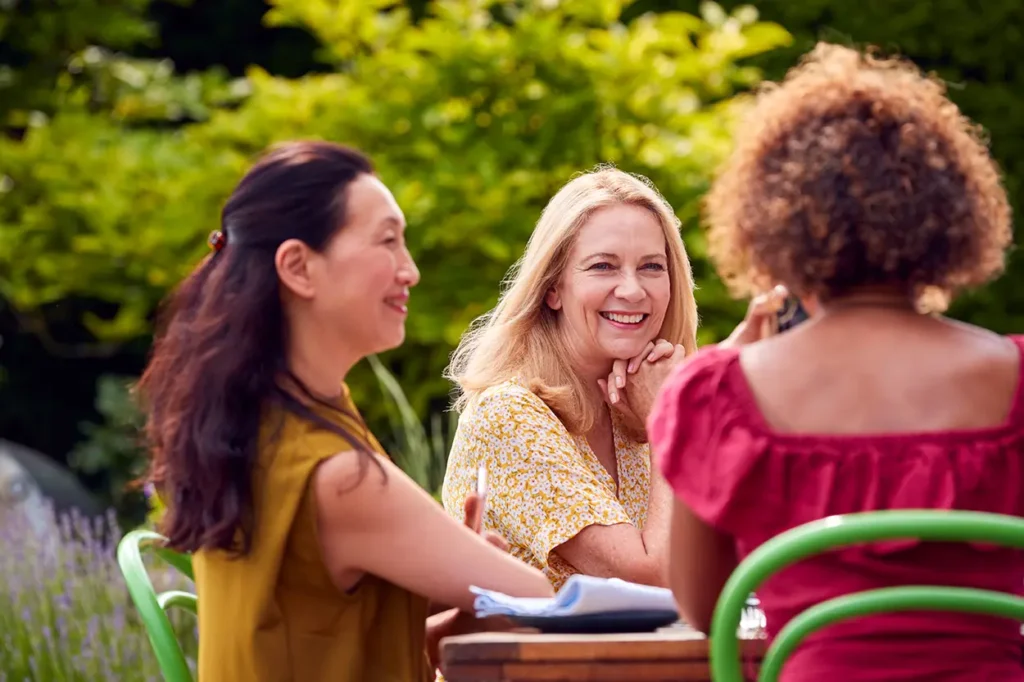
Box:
[441,379,651,590]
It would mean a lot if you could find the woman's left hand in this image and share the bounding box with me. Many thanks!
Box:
[599,339,686,432]
[719,285,789,349]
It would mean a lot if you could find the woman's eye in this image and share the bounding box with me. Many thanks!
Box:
[588,262,613,271]
[641,262,666,272]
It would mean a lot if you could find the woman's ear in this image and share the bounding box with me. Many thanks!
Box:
[275,238,317,299]
[545,287,562,311]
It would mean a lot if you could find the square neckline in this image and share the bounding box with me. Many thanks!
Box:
[726,334,1024,445]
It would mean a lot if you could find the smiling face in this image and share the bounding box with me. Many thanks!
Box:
[546,203,671,372]
[278,173,421,363]
[314,174,420,355]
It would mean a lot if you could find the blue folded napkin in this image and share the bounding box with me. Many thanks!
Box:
[470,575,679,618]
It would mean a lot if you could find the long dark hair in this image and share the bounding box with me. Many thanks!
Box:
[137,140,375,555]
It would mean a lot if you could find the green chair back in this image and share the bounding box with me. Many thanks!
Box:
[117,528,197,682]
[709,510,1024,682]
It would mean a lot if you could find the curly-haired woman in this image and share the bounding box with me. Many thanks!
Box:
[650,44,1021,681]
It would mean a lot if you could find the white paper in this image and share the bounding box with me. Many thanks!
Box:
[470,575,679,618]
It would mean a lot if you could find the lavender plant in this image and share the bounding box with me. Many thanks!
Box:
[0,502,197,681]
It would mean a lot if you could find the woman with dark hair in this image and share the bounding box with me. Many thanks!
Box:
[136,140,552,682]
[648,44,1022,681]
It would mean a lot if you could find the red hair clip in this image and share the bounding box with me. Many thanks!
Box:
[208,230,226,252]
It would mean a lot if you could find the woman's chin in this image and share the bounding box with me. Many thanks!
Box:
[600,341,653,362]
[369,328,406,355]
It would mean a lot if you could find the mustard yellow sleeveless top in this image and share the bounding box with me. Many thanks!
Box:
[193,386,431,682]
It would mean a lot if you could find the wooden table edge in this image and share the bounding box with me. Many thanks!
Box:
[441,630,768,665]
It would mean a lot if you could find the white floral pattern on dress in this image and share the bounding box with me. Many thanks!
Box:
[441,379,651,590]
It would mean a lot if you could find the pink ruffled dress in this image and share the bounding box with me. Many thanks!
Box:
[650,336,1024,682]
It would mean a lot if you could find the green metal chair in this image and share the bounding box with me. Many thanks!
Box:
[709,510,1024,682]
[117,528,197,682]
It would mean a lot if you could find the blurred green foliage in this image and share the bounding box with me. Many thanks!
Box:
[658,0,1024,333]
[0,0,159,122]
[367,354,457,495]
[0,0,790,435]
[4,0,1023,512]
[69,375,149,525]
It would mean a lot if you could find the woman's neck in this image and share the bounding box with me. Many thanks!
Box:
[285,323,359,400]
[818,287,917,316]
[562,351,612,413]
[564,356,617,432]
[556,324,613,384]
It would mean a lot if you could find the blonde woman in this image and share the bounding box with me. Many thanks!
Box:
[440,167,698,590]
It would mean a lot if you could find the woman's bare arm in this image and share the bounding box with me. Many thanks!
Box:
[665,497,738,633]
[312,450,553,611]
[554,344,683,586]
[553,467,673,586]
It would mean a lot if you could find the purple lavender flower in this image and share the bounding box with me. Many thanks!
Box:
[0,499,198,680]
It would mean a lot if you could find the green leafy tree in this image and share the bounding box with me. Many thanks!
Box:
[647,0,1024,332]
[0,0,156,125]
[1,1,790,431]
[70,375,149,524]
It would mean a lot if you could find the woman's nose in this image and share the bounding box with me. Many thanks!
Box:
[614,274,646,302]
[399,248,420,287]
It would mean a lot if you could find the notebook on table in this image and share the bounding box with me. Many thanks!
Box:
[471,574,678,618]
[470,576,765,636]
[469,575,680,633]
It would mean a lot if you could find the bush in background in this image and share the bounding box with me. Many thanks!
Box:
[684,0,1024,333]
[69,376,149,527]
[73,358,455,525]
[367,355,456,496]
[1,1,790,509]
[0,0,790,432]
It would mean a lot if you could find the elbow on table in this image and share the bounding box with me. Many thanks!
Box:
[553,525,670,587]
[583,554,667,588]
[669,583,717,634]
[679,605,713,635]
[621,558,669,588]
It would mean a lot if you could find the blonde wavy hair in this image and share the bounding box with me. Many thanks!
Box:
[446,167,698,434]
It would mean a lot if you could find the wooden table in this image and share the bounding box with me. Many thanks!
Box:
[441,629,767,681]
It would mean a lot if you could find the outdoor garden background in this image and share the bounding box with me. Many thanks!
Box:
[0,0,1021,679]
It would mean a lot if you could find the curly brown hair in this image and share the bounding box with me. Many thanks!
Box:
[704,42,1013,307]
